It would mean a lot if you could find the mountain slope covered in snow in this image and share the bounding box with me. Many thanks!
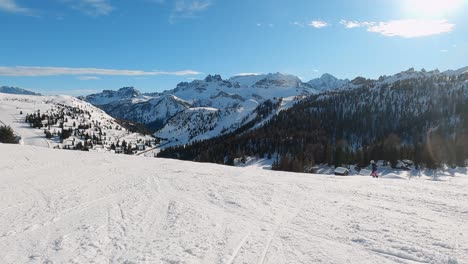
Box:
[0,93,155,153]
[0,144,466,264]
[99,94,191,132]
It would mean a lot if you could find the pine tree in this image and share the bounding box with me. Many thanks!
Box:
[0,126,18,143]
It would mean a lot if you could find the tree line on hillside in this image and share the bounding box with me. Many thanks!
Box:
[24,108,108,146]
[115,118,155,136]
[158,73,468,172]
[24,104,156,152]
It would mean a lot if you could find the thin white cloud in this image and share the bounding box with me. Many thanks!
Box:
[234,73,261,76]
[0,0,33,14]
[341,19,455,38]
[170,0,212,22]
[62,0,114,16]
[174,0,211,13]
[340,20,375,29]
[308,20,329,28]
[440,49,448,53]
[77,76,101,80]
[0,0,112,16]
[340,20,360,28]
[0,66,202,77]
[292,21,305,28]
[368,19,455,38]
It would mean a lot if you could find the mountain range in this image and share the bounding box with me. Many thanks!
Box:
[2,66,468,170]
[81,67,468,148]
[0,86,41,96]
[81,72,353,145]
[158,67,468,171]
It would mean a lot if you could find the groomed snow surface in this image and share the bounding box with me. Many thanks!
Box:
[1,144,467,264]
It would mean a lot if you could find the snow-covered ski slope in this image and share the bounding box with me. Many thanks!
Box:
[0,93,153,151]
[0,144,467,264]
[0,94,58,147]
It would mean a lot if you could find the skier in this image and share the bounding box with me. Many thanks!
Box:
[370,160,378,178]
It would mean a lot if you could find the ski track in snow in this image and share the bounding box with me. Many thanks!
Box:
[0,102,51,148]
[0,144,467,264]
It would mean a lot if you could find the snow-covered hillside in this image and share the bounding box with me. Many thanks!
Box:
[157,107,222,143]
[100,94,191,132]
[0,144,466,263]
[0,93,155,153]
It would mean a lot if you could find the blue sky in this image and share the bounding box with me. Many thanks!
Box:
[0,0,467,95]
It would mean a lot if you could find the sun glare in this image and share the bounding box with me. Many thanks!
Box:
[403,0,464,17]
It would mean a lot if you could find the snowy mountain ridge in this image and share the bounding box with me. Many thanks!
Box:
[82,66,467,147]
[80,86,147,106]
[443,66,468,76]
[0,86,41,96]
[82,72,320,146]
[307,73,350,91]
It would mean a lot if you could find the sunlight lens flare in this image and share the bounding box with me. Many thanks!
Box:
[403,0,464,17]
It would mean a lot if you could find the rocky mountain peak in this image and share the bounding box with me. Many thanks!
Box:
[204,74,223,82]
